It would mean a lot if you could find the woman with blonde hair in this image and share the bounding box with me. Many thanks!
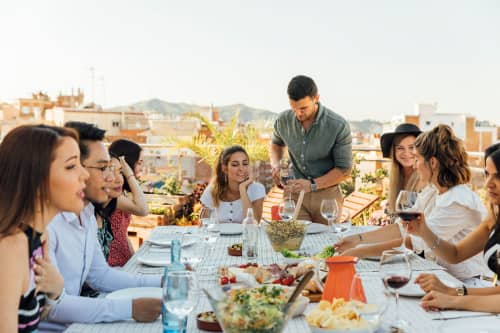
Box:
[200,145,266,223]
[336,125,490,286]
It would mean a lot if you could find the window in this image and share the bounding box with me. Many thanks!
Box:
[112,121,120,128]
[425,121,431,126]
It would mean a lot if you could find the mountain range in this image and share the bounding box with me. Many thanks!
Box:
[109,98,383,134]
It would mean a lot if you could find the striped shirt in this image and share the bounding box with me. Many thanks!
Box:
[18,226,46,333]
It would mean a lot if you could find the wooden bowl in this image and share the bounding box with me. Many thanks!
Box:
[196,311,222,332]
[227,243,242,256]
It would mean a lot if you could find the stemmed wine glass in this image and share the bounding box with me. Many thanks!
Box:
[279,199,295,222]
[349,273,389,333]
[336,206,351,238]
[320,199,338,240]
[379,249,412,332]
[163,270,198,332]
[394,190,420,253]
[280,166,294,199]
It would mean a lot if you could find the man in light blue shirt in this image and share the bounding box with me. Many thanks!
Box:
[40,122,161,332]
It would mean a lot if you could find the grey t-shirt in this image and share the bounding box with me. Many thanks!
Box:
[272,103,352,180]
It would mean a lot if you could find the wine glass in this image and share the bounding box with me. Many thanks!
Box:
[349,273,389,333]
[320,199,338,240]
[279,198,295,222]
[280,166,294,199]
[395,191,420,252]
[163,270,198,332]
[379,249,412,332]
[198,207,219,277]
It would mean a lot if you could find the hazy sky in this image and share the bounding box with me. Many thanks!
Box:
[1,0,499,123]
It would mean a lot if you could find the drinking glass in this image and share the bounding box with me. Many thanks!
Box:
[280,167,294,199]
[163,270,198,332]
[199,207,220,251]
[336,206,351,238]
[349,273,388,333]
[379,249,412,332]
[279,198,295,222]
[180,233,204,271]
[320,199,338,240]
[395,191,420,252]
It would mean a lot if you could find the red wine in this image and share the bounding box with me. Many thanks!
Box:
[396,211,421,221]
[384,276,410,289]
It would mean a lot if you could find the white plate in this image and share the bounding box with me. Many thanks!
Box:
[105,287,162,300]
[307,223,328,234]
[137,253,170,267]
[219,223,243,235]
[309,325,372,333]
[146,235,196,247]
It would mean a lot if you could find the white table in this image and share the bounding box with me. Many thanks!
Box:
[65,225,495,333]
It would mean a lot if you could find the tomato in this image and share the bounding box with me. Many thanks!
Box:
[281,276,295,286]
[272,279,282,284]
[220,276,229,285]
[229,276,236,283]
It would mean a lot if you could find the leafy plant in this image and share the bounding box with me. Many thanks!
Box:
[340,152,362,196]
[171,110,270,168]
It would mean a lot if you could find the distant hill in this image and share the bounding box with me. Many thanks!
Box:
[109,99,277,123]
[109,99,383,134]
[349,119,383,134]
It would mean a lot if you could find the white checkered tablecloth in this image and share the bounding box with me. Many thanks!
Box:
[65,225,490,333]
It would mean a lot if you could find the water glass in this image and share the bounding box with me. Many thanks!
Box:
[279,199,295,222]
[180,233,204,270]
[199,207,220,251]
[163,270,198,333]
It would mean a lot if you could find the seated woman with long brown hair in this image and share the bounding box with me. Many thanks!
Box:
[200,145,266,222]
[336,125,491,285]
[0,125,88,332]
[406,143,500,312]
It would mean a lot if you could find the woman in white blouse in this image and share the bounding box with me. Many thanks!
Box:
[336,125,490,285]
[200,145,266,223]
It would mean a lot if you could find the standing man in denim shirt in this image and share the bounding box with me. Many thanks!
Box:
[270,75,352,224]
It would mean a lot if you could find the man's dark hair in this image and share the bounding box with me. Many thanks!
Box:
[65,121,106,161]
[287,75,318,101]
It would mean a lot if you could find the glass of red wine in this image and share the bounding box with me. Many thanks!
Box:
[280,166,294,199]
[394,190,420,252]
[379,249,411,332]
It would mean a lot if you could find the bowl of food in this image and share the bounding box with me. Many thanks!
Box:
[227,243,242,256]
[264,220,307,251]
[197,311,222,332]
[204,285,298,333]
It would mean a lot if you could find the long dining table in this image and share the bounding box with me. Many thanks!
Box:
[65,225,500,333]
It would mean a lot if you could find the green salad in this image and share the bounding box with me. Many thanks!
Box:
[280,249,306,259]
[216,286,289,333]
[317,245,336,259]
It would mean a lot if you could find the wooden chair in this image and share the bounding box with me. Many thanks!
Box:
[261,186,284,222]
[340,191,379,222]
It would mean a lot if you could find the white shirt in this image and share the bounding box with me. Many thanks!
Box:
[410,184,491,281]
[200,182,266,223]
[39,204,161,332]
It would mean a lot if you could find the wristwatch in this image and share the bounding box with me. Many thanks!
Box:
[310,179,317,192]
[455,285,467,296]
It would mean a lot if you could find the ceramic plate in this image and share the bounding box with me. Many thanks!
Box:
[309,325,372,333]
[219,223,243,236]
[105,287,162,300]
[137,252,170,267]
[146,235,196,247]
[307,223,328,234]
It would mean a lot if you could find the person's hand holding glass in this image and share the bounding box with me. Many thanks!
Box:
[394,190,420,253]
[379,249,412,332]
[163,270,198,332]
[280,165,294,199]
[320,199,338,240]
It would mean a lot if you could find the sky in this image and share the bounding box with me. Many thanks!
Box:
[1,0,499,123]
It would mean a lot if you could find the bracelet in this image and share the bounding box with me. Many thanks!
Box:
[430,236,441,250]
[46,287,65,306]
